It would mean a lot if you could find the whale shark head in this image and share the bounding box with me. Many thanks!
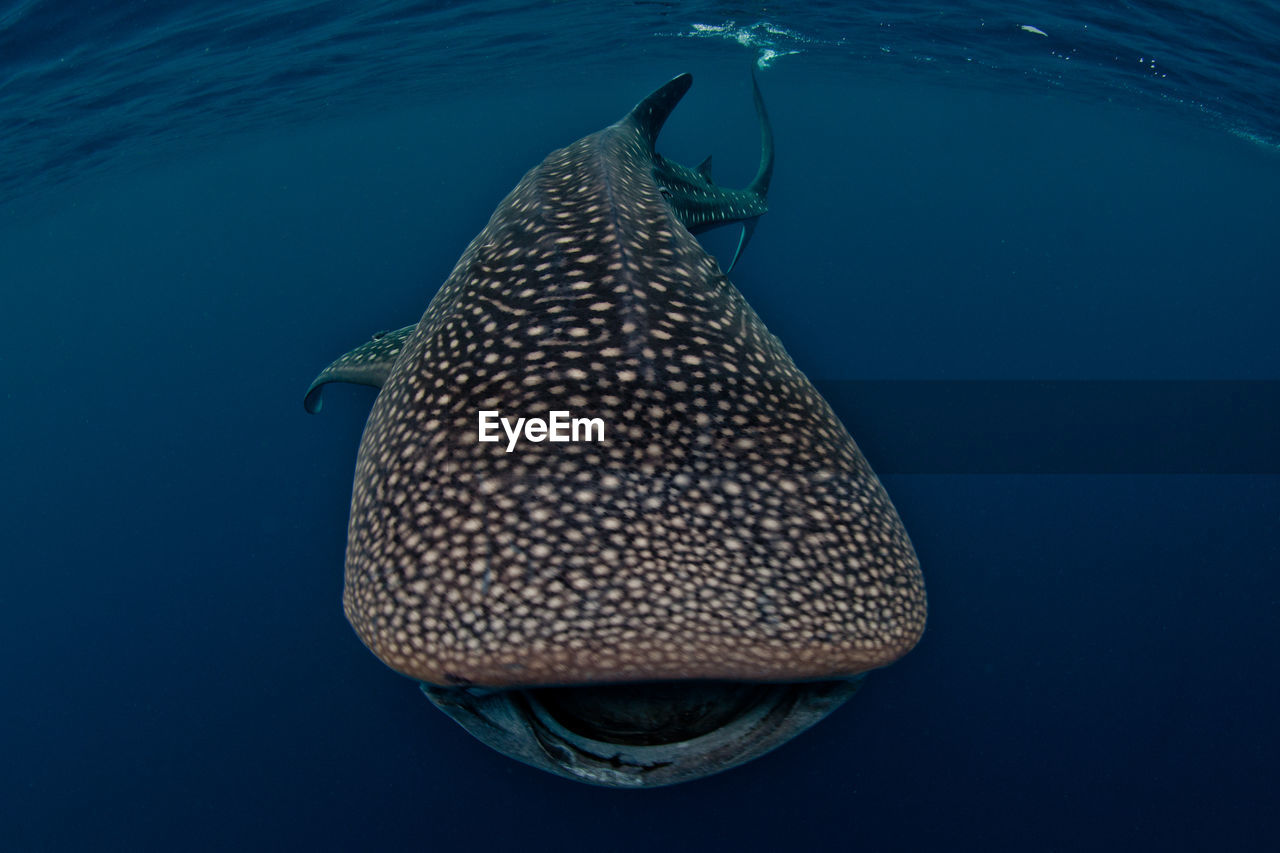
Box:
[308,74,925,788]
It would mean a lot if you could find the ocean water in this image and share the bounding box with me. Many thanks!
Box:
[2,1,1278,850]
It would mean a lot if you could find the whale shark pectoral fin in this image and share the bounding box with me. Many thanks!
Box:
[303,324,415,414]
[725,217,759,274]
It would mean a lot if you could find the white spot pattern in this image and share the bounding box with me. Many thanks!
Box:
[343,97,926,689]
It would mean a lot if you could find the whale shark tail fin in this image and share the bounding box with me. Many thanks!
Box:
[747,70,773,198]
[726,217,759,274]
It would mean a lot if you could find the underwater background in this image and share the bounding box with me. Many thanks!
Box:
[2,1,1278,850]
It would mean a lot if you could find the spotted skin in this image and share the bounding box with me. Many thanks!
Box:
[304,75,772,409]
[342,74,926,688]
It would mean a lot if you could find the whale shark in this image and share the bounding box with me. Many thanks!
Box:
[306,74,926,788]
[304,74,772,414]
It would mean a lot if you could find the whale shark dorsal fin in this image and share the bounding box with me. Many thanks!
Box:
[626,72,693,150]
[696,155,713,181]
[303,324,415,413]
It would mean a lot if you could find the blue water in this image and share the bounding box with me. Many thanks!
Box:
[2,1,1278,850]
